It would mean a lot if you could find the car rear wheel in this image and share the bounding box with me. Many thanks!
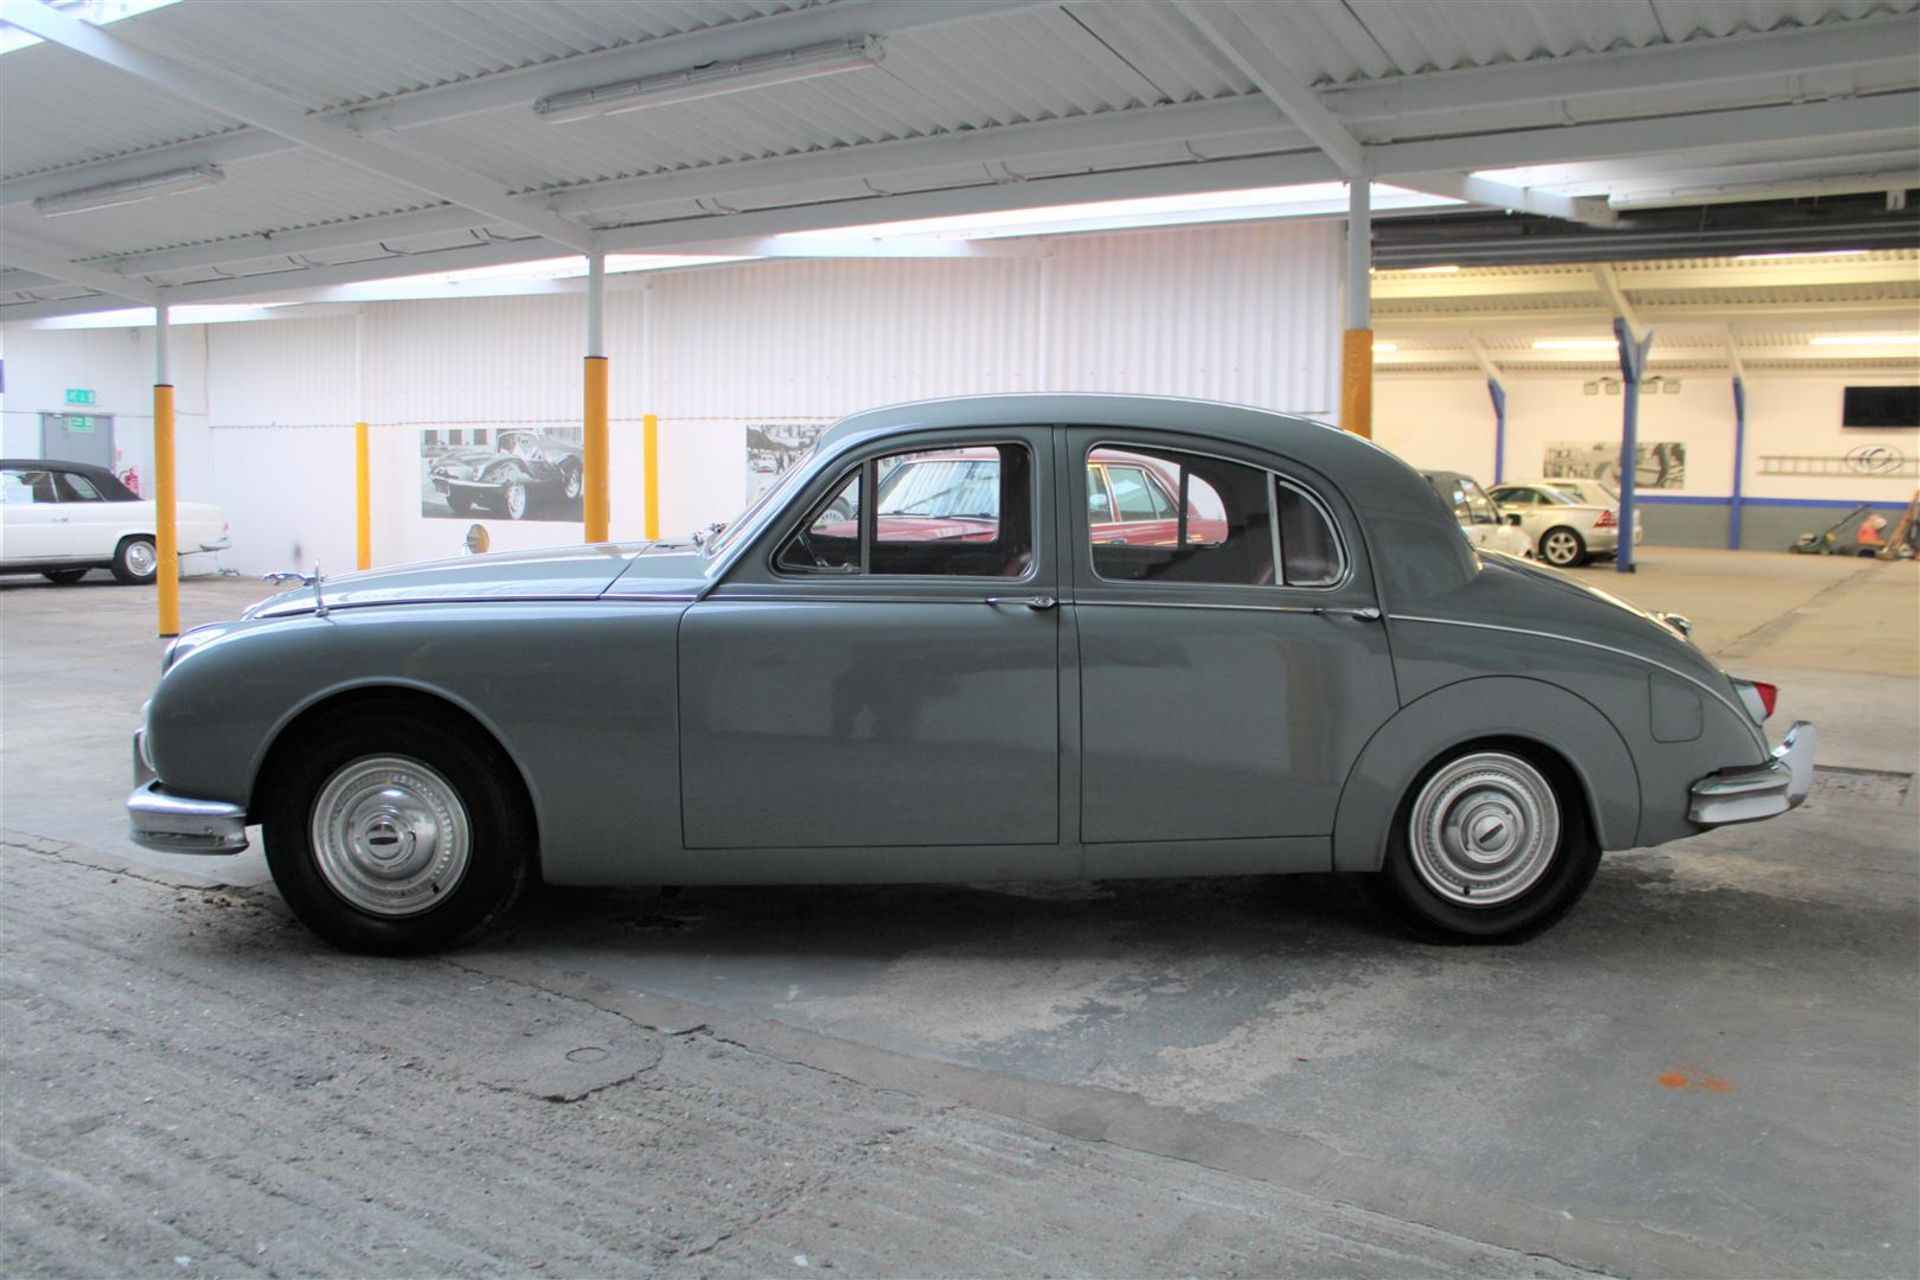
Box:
[42,568,88,584]
[111,536,158,584]
[261,703,533,954]
[1373,747,1601,944]
[561,463,582,501]
[1540,526,1588,568]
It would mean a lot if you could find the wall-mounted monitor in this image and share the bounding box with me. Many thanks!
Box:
[1843,386,1919,428]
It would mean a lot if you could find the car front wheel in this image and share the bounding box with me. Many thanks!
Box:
[501,480,529,520]
[111,536,158,584]
[1373,747,1601,944]
[261,704,533,954]
[1540,526,1588,568]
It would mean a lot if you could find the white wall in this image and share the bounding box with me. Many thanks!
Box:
[1377,368,1917,509]
[0,219,1349,571]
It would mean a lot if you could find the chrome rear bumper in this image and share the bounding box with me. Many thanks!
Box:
[128,730,249,854]
[1689,721,1816,826]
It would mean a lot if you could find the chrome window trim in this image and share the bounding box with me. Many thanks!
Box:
[704,592,1016,607]
[1082,598,1378,619]
[1082,438,1352,593]
[1390,614,1767,751]
[766,438,1041,586]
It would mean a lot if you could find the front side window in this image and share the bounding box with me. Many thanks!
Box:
[776,443,1033,578]
[0,469,55,505]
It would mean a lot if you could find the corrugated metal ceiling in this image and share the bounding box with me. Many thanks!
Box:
[1,0,1915,317]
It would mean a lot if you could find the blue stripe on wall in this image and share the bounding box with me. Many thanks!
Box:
[1635,495,1911,511]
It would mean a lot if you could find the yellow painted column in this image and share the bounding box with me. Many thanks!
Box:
[154,381,179,636]
[583,356,610,543]
[642,412,660,541]
[354,421,371,570]
[1340,329,1374,440]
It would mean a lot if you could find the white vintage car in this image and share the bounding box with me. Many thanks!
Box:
[1489,479,1645,568]
[0,459,229,584]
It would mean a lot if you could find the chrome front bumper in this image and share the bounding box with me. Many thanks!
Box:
[1688,721,1816,826]
[128,730,249,854]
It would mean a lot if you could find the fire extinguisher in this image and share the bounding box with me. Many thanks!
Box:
[120,466,141,496]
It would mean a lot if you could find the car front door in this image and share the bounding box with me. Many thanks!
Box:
[1068,433,1398,871]
[0,468,73,563]
[677,427,1065,866]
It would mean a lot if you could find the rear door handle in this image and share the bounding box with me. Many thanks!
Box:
[987,595,1057,611]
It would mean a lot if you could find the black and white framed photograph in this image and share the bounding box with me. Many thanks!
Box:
[1543,440,1687,490]
[746,423,830,499]
[420,426,585,521]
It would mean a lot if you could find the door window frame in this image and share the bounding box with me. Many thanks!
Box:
[1075,436,1354,595]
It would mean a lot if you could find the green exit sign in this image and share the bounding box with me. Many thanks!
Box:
[65,388,95,406]
[67,416,95,433]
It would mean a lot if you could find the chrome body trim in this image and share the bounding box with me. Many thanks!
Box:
[127,779,250,854]
[1390,613,1767,750]
[1689,721,1816,825]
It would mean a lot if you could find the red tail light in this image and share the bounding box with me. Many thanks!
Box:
[1753,681,1778,718]
[1733,678,1779,722]
[1595,509,1619,528]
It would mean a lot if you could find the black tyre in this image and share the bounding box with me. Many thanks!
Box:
[561,463,583,502]
[260,702,534,955]
[1539,526,1588,568]
[110,536,159,584]
[42,568,89,584]
[1373,745,1601,944]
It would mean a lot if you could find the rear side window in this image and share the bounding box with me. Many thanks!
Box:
[55,472,103,502]
[1277,482,1343,587]
[1087,446,1275,586]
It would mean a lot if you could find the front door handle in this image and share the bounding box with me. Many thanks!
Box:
[987,595,1057,611]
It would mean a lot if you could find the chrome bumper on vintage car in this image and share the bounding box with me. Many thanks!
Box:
[1688,721,1816,826]
[128,730,249,854]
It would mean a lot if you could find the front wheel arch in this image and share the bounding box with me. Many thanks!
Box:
[251,685,543,880]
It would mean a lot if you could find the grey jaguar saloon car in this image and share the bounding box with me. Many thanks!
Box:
[130,395,1813,954]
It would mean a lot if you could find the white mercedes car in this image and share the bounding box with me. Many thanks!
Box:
[1489,479,1644,568]
[1419,470,1535,559]
[0,458,229,584]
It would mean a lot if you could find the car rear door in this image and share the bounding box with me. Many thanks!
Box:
[1067,431,1398,870]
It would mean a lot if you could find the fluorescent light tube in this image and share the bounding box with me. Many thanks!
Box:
[34,165,223,217]
[1532,338,1620,351]
[536,37,883,123]
[1372,342,1397,353]
[1809,333,1920,346]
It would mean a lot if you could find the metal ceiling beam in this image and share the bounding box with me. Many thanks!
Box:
[0,230,157,304]
[1372,93,1920,176]
[1169,0,1366,176]
[1593,264,1644,341]
[551,97,1297,217]
[1323,14,1920,120]
[594,150,1347,254]
[1396,171,1617,226]
[0,0,597,252]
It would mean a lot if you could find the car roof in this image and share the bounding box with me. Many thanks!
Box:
[814,394,1477,605]
[0,457,136,499]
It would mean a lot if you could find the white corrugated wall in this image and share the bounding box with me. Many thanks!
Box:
[11,220,1344,570]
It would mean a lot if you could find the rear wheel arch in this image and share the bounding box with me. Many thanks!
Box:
[1333,676,1638,873]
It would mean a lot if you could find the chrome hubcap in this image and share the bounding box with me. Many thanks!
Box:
[505,483,527,519]
[1408,752,1560,907]
[124,541,157,576]
[1544,532,1578,564]
[310,755,471,917]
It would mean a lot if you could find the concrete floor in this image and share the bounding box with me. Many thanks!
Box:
[3,549,1916,1276]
